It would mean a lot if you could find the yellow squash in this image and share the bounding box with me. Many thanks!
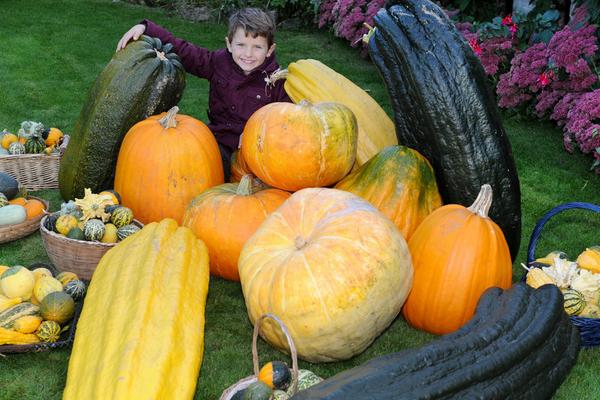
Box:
[63,219,210,400]
[275,59,398,166]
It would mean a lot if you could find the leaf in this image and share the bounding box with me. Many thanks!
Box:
[541,10,560,23]
[590,159,600,171]
[456,0,472,11]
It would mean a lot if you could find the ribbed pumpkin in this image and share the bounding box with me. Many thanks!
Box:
[183,174,290,281]
[272,59,398,166]
[229,150,253,183]
[335,145,442,240]
[64,219,210,400]
[403,184,512,335]
[240,101,357,192]
[239,188,413,362]
[114,106,224,224]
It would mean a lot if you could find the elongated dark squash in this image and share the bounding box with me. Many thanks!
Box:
[293,283,580,399]
[59,35,186,200]
[368,0,521,260]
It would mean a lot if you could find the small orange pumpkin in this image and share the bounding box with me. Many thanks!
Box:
[240,100,357,191]
[182,174,290,281]
[114,106,224,224]
[403,184,512,335]
[23,198,46,219]
[8,197,27,206]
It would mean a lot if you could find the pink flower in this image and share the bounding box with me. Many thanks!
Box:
[502,15,513,26]
[509,24,517,34]
[538,70,554,87]
[469,39,482,55]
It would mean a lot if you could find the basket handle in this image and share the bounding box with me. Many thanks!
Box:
[252,313,299,395]
[527,202,600,265]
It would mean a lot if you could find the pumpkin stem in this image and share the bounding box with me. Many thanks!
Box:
[237,175,255,196]
[298,99,312,107]
[159,106,179,129]
[467,184,493,218]
[154,48,167,61]
[294,236,307,250]
[265,68,288,86]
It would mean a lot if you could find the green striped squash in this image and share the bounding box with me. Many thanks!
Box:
[116,223,141,241]
[0,193,8,207]
[0,302,40,329]
[111,206,134,228]
[37,320,61,343]
[24,136,46,154]
[64,280,87,302]
[563,289,586,316]
[40,291,75,325]
[8,142,26,155]
[84,219,106,241]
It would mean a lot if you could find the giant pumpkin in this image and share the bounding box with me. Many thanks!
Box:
[182,174,290,281]
[403,184,512,335]
[335,145,442,240]
[239,188,413,362]
[114,106,224,224]
[240,101,357,192]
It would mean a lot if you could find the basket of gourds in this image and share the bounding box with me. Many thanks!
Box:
[0,193,49,244]
[39,189,143,281]
[523,202,600,347]
[0,122,69,191]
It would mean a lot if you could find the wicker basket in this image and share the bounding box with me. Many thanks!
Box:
[39,216,143,281]
[0,196,49,244]
[525,202,600,347]
[220,314,299,400]
[0,135,69,191]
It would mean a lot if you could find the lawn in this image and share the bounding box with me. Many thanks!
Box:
[1,1,600,399]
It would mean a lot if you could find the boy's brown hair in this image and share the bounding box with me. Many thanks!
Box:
[227,8,276,47]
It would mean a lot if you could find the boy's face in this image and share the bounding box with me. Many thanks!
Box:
[226,27,275,75]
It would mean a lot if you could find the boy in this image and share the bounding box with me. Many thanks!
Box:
[116,8,291,180]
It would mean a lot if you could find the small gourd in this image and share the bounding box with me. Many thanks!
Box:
[0,294,22,313]
[242,381,273,400]
[8,141,26,155]
[99,189,121,205]
[24,135,46,154]
[525,268,556,289]
[13,315,43,334]
[100,223,118,243]
[37,320,61,343]
[111,206,134,228]
[0,192,8,207]
[40,291,75,324]
[67,227,85,240]
[0,266,35,300]
[577,246,600,274]
[32,267,53,281]
[56,272,79,287]
[294,369,323,391]
[116,223,141,241]
[258,361,292,390]
[0,204,27,226]
[563,288,586,316]
[64,279,86,301]
[0,326,39,345]
[33,276,63,303]
[55,214,79,235]
[84,219,106,241]
[536,251,569,266]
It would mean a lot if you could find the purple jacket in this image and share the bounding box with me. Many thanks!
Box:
[143,20,291,153]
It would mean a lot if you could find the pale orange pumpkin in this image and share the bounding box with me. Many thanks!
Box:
[403,184,512,335]
[114,106,224,224]
[182,174,290,281]
[229,150,252,183]
[239,188,413,362]
[240,100,357,191]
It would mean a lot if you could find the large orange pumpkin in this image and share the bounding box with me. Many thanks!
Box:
[335,145,442,240]
[182,174,290,281]
[240,100,357,191]
[114,106,224,224]
[239,188,413,362]
[229,150,252,183]
[403,184,512,335]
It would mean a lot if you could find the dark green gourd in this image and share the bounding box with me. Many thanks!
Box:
[368,0,521,260]
[59,36,186,200]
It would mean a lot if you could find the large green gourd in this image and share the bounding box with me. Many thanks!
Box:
[368,0,521,260]
[58,36,186,200]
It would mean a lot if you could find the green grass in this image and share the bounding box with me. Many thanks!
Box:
[1,0,600,399]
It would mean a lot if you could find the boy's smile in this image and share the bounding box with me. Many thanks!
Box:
[226,27,275,75]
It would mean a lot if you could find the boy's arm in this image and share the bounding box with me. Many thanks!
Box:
[142,19,214,79]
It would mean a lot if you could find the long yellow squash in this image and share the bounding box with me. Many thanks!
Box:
[272,59,398,166]
[63,219,210,400]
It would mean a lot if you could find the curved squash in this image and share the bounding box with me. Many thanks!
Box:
[273,59,397,166]
[334,145,442,240]
[368,0,521,260]
[59,35,186,200]
[63,219,210,400]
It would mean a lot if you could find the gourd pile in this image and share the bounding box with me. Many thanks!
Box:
[0,121,64,156]
[44,188,140,243]
[0,264,85,345]
[525,248,600,318]
[0,193,45,227]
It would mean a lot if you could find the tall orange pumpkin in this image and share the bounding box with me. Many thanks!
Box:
[114,106,224,224]
[240,100,357,191]
[403,184,512,335]
[182,174,290,281]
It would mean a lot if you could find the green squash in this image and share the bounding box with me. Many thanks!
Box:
[0,205,27,226]
[110,206,133,228]
[258,361,292,390]
[64,280,87,302]
[40,291,75,325]
[24,135,46,154]
[37,320,61,343]
[8,142,26,155]
[563,288,586,316]
[58,35,186,200]
[0,173,19,200]
[116,223,141,241]
[0,192,8,207]
[242,381,272,400]
[83,219,106,241]
[368,0,521,260]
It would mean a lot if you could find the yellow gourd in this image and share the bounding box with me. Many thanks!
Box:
[577,247,600,274]
[0,266,35,300]
[13,315,43,334]
[64,219,210,400]
[0,326,40,345]
[33,276,63,303]
[0,294,22,313]
[32,267,53,281]
[525,268,556,289]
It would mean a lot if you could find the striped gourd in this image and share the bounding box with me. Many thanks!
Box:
[275,59,397,166]
[563,289,586,316]
[37,320,61,343]
[0,193,8,207]
[84,219,106,241]
[0,302,39,329]
[110,206,133,228]
[63,219,210,400]
[116,223,141,241]
[24,136,46,154]
[8,142,25,155]
[64,280,87,302]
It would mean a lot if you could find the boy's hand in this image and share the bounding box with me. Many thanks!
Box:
[116,24,146,52]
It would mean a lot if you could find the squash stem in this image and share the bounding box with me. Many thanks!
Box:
[295,236,307,250]
[265,68,288,86]
[159,106,179,129]
[236,175,254,196]
[467,184,493,218]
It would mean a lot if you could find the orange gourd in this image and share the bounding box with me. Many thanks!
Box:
[114,106,224,224]
[23,198,46,219]
[240,100,357,192]
[183,174,290,281]
[403,184,512,335]
[229,150,252,183]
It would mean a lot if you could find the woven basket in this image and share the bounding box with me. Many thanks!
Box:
[525,202,600,347]
[0,135,69,191]
[39,216,143,281]
[0,196,49,244]
[220,314,299,400]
